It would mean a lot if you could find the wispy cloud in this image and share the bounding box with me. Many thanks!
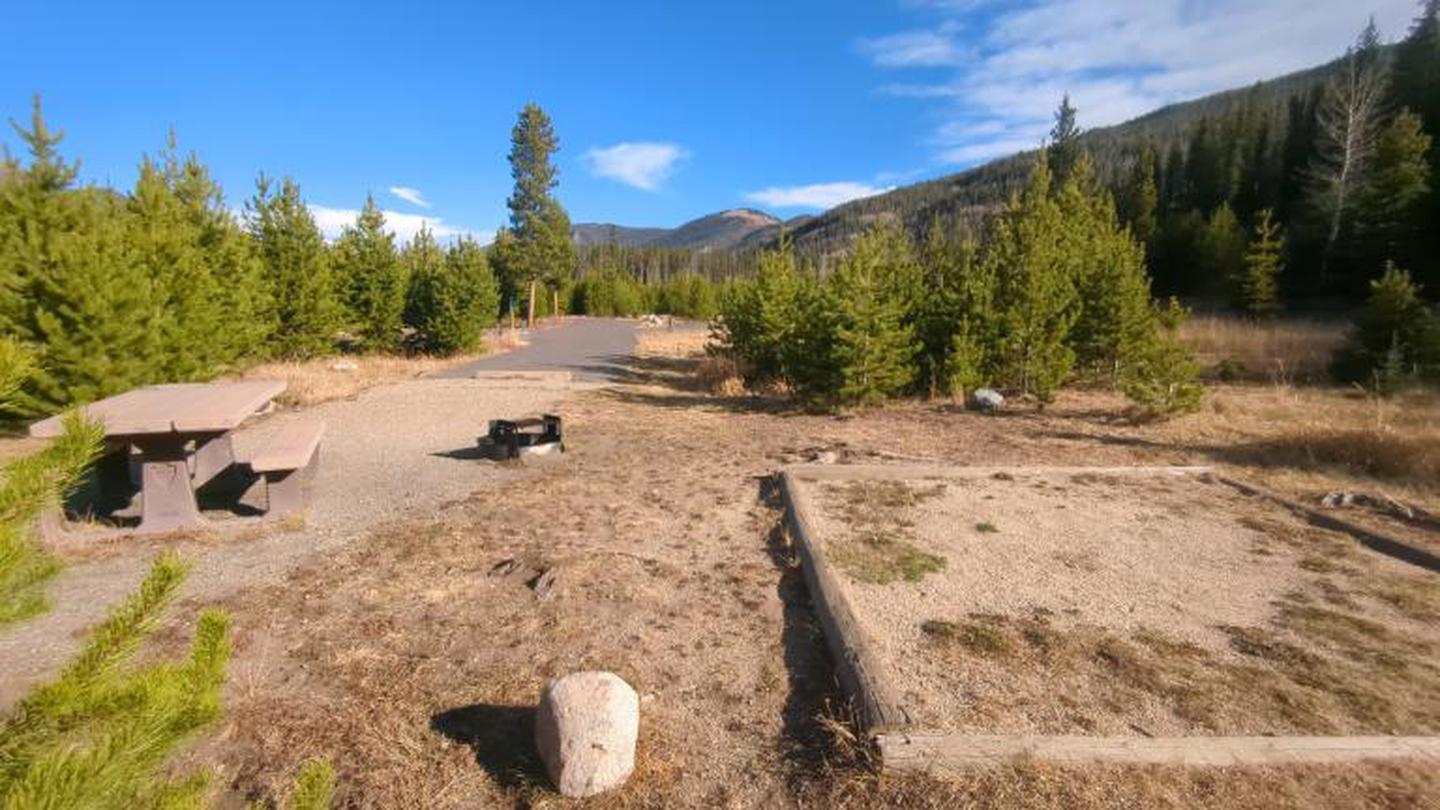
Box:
[858,24,967,67]
[583,142,689,190]
[866,0,1417,166]
[309,204,488,244]
[743,181,893,211]
[387,186,430,209]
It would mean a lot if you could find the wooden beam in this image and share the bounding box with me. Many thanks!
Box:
[785,464,1214,483]
[779,470,913,733]
[878,732,1440,770]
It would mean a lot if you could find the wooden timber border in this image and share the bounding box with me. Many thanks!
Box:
[778,463,1440,771]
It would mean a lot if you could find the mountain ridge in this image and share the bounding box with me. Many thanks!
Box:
[572,208,782,251]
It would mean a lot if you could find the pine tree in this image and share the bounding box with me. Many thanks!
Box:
[401,226,448,347]
[984,154,1078,403]
[1048,94,1083,190]
[1394,0,1440,132]
[1356,109,1432,269]
[440,236,500,348]
[1121,298,1204,420]
[1332,262,1440,384]
[127,137,264,378]
[333,195,407,351]
[1392,0,1440,289]
[1062,156,1157,379]
[819,226,919,407]
[0,99,160,411]
[1200,203,1247,303]
[717,241,802,388]
[245,176,338,359]
[1161,140,1189,211]
[912,220,965,396]
[504,104,575,328]
[170,150,270,368]
[1240,209,1285,318]
[1119,144,1160,245]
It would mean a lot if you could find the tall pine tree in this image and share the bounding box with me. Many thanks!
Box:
[0,98,160,411]
[333,195,407,351]
[822,225,919,406]
[1048,94,1083,190]
[245,176,338,359]
[504,104,575,328]
[984,154,1078,403]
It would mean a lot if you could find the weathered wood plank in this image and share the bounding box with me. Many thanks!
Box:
[786,464,1214,483]
[779,470,913,733]
[878,732,1440,770]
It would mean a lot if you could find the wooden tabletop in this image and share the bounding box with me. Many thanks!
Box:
[29,380,287,439]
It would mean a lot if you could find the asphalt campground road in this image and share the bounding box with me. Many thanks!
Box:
[441,318,640,381]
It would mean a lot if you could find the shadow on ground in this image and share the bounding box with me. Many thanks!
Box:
[430,704,547,789]
[757,474,860,789]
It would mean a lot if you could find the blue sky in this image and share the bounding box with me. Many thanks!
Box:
[1,0,1420,242]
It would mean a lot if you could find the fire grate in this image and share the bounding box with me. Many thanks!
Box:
[480,414,564,460]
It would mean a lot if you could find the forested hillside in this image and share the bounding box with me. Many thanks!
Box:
[777,10,1440,307]
[573,208,781,251]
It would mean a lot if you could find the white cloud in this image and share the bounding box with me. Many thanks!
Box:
[858,28,966,67]
[583,142,688,190]
[308,204,489,245]
[387,186,430,209]
[743,181,893,211]
[866,0,1417,166]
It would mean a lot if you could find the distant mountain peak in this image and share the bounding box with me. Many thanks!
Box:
[572,207,782,251]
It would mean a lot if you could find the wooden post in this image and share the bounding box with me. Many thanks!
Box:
[527,279,537,330]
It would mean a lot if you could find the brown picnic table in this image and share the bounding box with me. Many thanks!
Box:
[29,381,286,533]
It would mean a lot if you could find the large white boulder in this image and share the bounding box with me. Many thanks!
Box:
[534,671,639,797]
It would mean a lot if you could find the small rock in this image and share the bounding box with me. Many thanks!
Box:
[811,449,840,465]
[329,358,360,372]
[535,671,639,798]
[529,566,558,599]
[967,388,1004,412]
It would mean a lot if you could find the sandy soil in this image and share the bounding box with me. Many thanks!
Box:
[805,470,1440,737]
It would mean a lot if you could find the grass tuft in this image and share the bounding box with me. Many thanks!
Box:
[288,757,336,810]
[831,530,945,584]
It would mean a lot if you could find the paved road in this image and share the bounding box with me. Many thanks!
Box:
[440,318,640,381]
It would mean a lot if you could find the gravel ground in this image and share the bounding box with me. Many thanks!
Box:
[0,377,577,709]
[805,469,1440,737]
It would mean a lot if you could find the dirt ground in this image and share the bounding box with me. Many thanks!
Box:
[0,377,569,708]
[11,327,1438,808]
[805,470,1440,737]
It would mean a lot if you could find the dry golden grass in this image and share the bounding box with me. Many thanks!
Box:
[633,327,711,359]
[228,334,516,407]
[1173,386,1440,498]
[1179,315,1346,384]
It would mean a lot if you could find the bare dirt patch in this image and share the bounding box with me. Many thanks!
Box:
[801,470,1440,739]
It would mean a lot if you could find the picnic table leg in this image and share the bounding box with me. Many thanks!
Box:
[190,432,236,488]
[133,435,202,534]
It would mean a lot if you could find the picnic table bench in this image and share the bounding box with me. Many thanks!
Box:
[29,381,321,533]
